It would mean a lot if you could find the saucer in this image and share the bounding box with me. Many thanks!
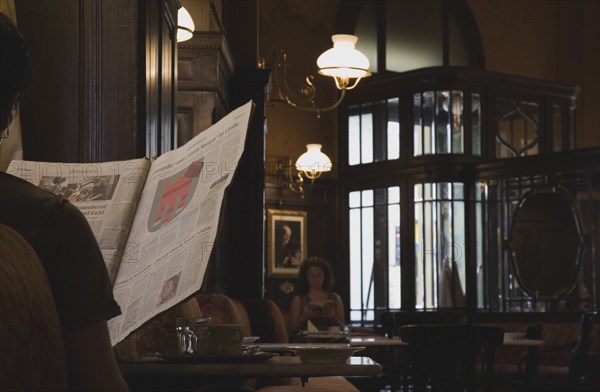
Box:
[287,344,364,364]
[160,351,275,363]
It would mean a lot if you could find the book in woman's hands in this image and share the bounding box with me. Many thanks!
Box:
[307,300,338,331]
[6,101,254,345]
[308,300,335,318]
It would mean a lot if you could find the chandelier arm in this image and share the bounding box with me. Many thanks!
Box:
[285,89,346,114]
[275,156,304,195]
[343,77,363,91]
[272,48,346,115]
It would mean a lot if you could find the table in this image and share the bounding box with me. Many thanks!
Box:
[259,335,544,392]
[349,334,544,391]
[502,333,545,346]
[349,336,406,347]
[119,355,382,391]
[349,336,406,391]
[501,333,545,388]
[120,355,380,377]
[350,334,544,347]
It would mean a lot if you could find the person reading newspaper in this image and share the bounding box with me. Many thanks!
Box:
[0,12,128,390]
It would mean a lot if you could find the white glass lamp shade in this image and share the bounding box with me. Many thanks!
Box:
[295,144,333,180]
[317,34,371,89]
[177,6,195,42]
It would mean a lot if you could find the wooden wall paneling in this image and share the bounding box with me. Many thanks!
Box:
[144,0,179,158]
[177,33,233,143]
[160,1,177,154]
[96,0,141,161]
[16,0,81,162]
[215,69,270,300]
[143,0,159,158]
[16,0,179,162]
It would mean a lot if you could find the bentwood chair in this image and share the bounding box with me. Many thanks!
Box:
[0,224,69,390]
[400,324,504,391]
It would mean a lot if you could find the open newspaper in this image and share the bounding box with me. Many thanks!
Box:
[6,101,254,345]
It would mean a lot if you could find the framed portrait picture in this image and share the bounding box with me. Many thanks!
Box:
[267,209,307,277]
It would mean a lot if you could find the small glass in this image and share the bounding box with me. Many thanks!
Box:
[175,317,211,355]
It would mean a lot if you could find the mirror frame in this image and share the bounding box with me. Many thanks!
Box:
[508,186,585,299]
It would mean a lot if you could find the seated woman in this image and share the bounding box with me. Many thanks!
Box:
[288,257,345,336]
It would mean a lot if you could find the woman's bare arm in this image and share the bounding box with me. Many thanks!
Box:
[333,293,345,326]
[288,295,303,335]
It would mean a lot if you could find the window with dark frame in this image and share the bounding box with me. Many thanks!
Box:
[340,0,598,325]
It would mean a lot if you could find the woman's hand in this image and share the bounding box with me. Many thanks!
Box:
[302,306,321,320]
[322,301,336,320]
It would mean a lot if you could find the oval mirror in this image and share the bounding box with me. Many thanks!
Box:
[509,186,584,298]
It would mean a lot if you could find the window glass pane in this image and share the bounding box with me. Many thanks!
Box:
[413,93,423,156]
[414,196,424,308]
[451,91,464,153]
[388,98,400,160]
[373,100,388,162]
[436,90,450,153]
[414,183,423,201]
[355,0,377,73]
[475,183,485,308]
[374,187,388,206]
[349,191,361,208]
[348,112,360,165]
[414,182,466,309]
[361,207,374,316]
[388,186,400,204]
[452,182,464,199]
[388,202,401,308]
[349,186,402,322]
[452,200,466,295]
[386,0,443,72]
[362,189,374,207]
[423,91,435,154]
[448,11,469,66]
[388,121,400,160]
[349,208,362,315]
[439,182,450,200]
[361,109,374,164]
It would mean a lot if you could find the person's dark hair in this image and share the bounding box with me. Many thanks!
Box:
[296,257,335,294]
[0,12,28,109]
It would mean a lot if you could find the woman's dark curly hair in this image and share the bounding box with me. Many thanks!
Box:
[0,12,28,110]
[296,257,335,294]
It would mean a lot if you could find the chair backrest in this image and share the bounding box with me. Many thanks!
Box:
[243,299,290,343]
[525,323,544,340]
[380,311,397,338]
[0,224,68,390]
[393,310,468,330]
[400,324,504,390]
[401,324,504,347]
[195,293,252,336]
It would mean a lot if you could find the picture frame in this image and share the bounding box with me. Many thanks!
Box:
[267,209,307,277]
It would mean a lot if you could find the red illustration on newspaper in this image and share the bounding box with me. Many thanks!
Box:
[148,160,203,232]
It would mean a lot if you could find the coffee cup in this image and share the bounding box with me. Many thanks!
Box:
[205,324,244,355]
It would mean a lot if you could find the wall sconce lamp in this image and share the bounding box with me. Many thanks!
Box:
[275,144,333,198]
[269,34,371,117]
[177,6,195,42]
